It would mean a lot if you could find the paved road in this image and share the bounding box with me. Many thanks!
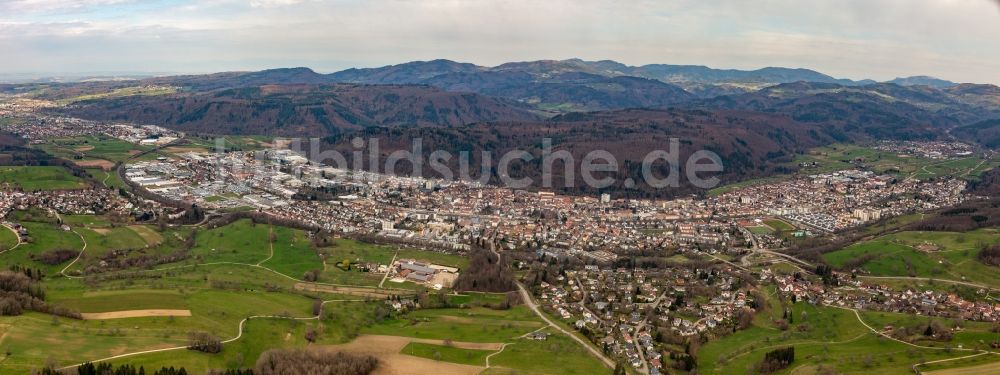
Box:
[486,232,614,369]
[631,290,670,374]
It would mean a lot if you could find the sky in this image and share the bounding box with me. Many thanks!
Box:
[1,0,999,84]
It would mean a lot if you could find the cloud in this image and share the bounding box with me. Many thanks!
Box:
[249,0,306,8]
[0,0,133,14]
[1,0,998,84]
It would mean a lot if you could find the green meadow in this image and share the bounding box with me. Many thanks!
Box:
[400,342,493,366]
[0,226,17,251]
[485,327,610,375]
[318,238,468,287]
[0,166,86,191]
[363,306,544,343]
[698,301,997,374]
[35,136,153,163]
[823,229,1000,286]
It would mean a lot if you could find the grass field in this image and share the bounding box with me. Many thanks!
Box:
[319,238,468,286]
[793,144,998,181]
[0,212,493,374]
[0,286,323,374]
[922,357,1000,374]
[400,342,492,366]
[0,166,86,191]
[35,136,153,163]
[56,86,178,105]
[764,219,795,231]
[823,229,1000,286]
[698,301,995,374]
[188,219,273,264]
[447,292,508,306]
[486,327,610,375]
[85,168,127,190]
[0,226,18,251]
[2,221,85,274]
[858,310,1000,350]
[363,306,544,343]
[94,301,384,374]
[186,135,273,152]
[260,225,324,278]
[53,290,189,313]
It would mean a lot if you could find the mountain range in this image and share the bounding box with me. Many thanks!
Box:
[2,58,998,196]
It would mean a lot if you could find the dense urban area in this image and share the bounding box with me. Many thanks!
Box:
[1,90,999,375]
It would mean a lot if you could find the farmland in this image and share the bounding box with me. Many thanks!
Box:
[709,143,999,195]
[0,226,17,251]
[0,166,86,191]
[697,301,996,374]
[0,211,545,374]
[34,135,155,163]
[823,229,1000,286]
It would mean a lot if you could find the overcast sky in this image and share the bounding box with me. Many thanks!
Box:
[2,0,999,84]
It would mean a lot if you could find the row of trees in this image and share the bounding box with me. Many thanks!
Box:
[37,363,191,375]
[30,249,80,266]
[187,331,223,353]
[254,349,379,375]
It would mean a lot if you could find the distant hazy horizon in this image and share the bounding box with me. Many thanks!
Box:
[2,0,999,85]
[0,58,980,86]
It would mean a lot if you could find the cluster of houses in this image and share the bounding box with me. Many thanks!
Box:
[772,272,998,322]
[536,265,755,372]
[712,169,966,233]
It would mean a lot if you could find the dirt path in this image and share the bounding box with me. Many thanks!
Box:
[379,250,398,288]
[922,356,1000,375]
[81,309,192,320]
[824,304,999,372]
[58,298,366,371]
[257,226,275,266]
[60,230,87,279]
[485,342,511,368]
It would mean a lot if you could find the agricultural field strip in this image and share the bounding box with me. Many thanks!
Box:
[56,298,367,370]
